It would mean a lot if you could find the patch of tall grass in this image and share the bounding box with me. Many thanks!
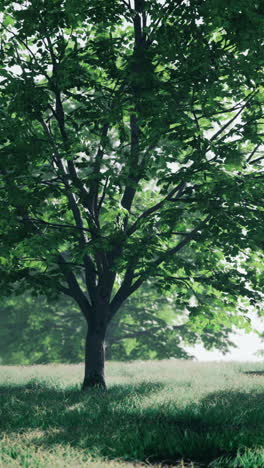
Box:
[0,360,264,467]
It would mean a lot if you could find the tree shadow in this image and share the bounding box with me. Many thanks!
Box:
[1,381,264,467]
[243,370,264,376]
[0,380,165,433]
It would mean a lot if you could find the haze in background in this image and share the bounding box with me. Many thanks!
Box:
[187,312,264,361]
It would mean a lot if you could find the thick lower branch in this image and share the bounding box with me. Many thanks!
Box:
[126,214,212,298]
[57,254,91,318]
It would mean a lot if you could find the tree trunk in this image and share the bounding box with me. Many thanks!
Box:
[82,324,107,390]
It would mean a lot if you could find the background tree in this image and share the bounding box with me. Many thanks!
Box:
[1,280,241,364]
[0,0,263,389]
[0,293,86,364]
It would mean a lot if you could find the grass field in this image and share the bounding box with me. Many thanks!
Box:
[1,360,264,467]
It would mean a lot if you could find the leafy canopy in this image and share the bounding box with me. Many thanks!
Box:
[0,0,263,329]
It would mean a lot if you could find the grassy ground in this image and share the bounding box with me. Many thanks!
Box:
[1,360,264,467]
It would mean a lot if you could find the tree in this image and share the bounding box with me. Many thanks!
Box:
[0,281,239,364]
[0,292,86,364]
[0,0,263,389]
[104,280,239,360]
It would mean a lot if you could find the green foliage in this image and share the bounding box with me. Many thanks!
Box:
[107,281,239,361]
[0,0,263,350]
[0,294,86,364]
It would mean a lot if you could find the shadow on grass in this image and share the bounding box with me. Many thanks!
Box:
[1,381,264,467]
[243,370,264,376]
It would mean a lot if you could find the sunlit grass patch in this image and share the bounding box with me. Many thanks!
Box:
[210,447,264,467]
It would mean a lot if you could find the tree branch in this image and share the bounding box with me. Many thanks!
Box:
[109,321,188,343]
[38,116,91,245]
[89,122,110,217]
[57,254,91,318]
[210,90,258,143]
[126,181,186,236]
[21,217,92,234]
[43,31,95,222]
[128,214,211,294]
[155,214,211,265]
[249,154,264,165]
[121,114,141,214]
[246,143,262,164]
[109,267,135,319]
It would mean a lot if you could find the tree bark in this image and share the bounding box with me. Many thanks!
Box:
[82,321,107,390]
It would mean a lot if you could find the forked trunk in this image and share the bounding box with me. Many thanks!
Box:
[82,322,107,391]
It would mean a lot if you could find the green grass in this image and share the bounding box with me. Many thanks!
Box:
[1,360,264,467]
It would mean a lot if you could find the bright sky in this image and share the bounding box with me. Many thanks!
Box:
[186,312,264,362]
